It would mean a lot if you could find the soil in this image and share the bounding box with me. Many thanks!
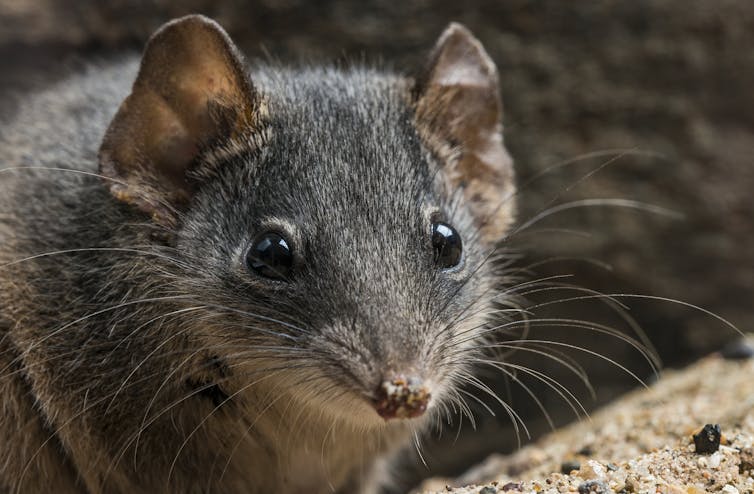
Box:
[418,340,754,493]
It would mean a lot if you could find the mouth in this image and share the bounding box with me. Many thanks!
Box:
[372,376,432,420]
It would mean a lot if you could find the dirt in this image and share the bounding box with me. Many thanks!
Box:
[418,340,754,493]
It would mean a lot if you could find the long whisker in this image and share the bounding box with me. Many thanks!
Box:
[0,166,127,185]
[0,247,190,270]
[476,358,589,421]
[471,340,595,398]
[449,318,657,375]
[509,198,682,239]
[456,362,554,431]
[103,306,209,414]
[527,293,743,336]
[0,294,195,377]
[481,339,649,387]
[465,148,668,248]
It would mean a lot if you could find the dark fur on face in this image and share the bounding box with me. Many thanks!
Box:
[0,15,514,494]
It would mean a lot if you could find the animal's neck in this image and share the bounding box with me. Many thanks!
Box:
[219,385,407,493]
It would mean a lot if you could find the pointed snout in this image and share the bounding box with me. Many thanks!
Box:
[372,375,431,420]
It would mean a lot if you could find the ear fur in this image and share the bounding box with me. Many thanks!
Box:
[98,14,257,223]
[414,23,515,242]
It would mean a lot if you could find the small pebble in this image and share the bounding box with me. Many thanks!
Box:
[722,485,740,494]
[560,460,581,474]
[577,445,594,456]
[624,474,640,492]
[577,479,610,494]
[720,338,754,360]
[739,447,754,472]
[580,460,606,480]
[665,485,685,494]
[694,424,722,454]
[479,487,497,494]
[500,482,521,491]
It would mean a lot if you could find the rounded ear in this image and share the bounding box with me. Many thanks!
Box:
[98,14,258,224]
[414,23,515,242]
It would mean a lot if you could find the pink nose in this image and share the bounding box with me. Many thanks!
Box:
[373,376,431,420]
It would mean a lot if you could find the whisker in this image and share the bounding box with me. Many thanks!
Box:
[0,166,127,185]
[104,306,210,414]
[476,358,589,422]
[0,247,190,270]
[527,293,743,336]
[0,294,195,377]
[509,198,682,239]
[479,339,649,388]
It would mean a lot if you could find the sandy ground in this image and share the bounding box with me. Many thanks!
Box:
[418,338,754,493]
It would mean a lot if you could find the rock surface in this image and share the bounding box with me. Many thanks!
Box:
[418,343,754,493]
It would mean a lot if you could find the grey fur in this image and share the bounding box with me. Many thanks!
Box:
[0,22,514,494]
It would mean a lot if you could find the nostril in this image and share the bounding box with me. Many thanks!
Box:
[373,375,431,420]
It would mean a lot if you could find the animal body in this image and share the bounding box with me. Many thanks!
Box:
[0,15,515,493]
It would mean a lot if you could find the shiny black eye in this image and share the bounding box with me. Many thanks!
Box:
[246,232,293,280]
[432,222,463,269]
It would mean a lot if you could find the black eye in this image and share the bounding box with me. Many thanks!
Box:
[246,232,293,280]
[432,222,463,269]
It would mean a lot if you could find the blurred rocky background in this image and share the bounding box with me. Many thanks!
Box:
[2,0,752,490]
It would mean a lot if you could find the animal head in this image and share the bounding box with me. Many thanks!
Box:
[99,14,516,427]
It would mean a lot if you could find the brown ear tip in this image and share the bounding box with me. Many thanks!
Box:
[443,22,473,37]
[148,14,230,46]
[138,13,246,88]
[427,22,498,88]
[437,22,495,64]
[439,22,482,46]
[157,13,220,31]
